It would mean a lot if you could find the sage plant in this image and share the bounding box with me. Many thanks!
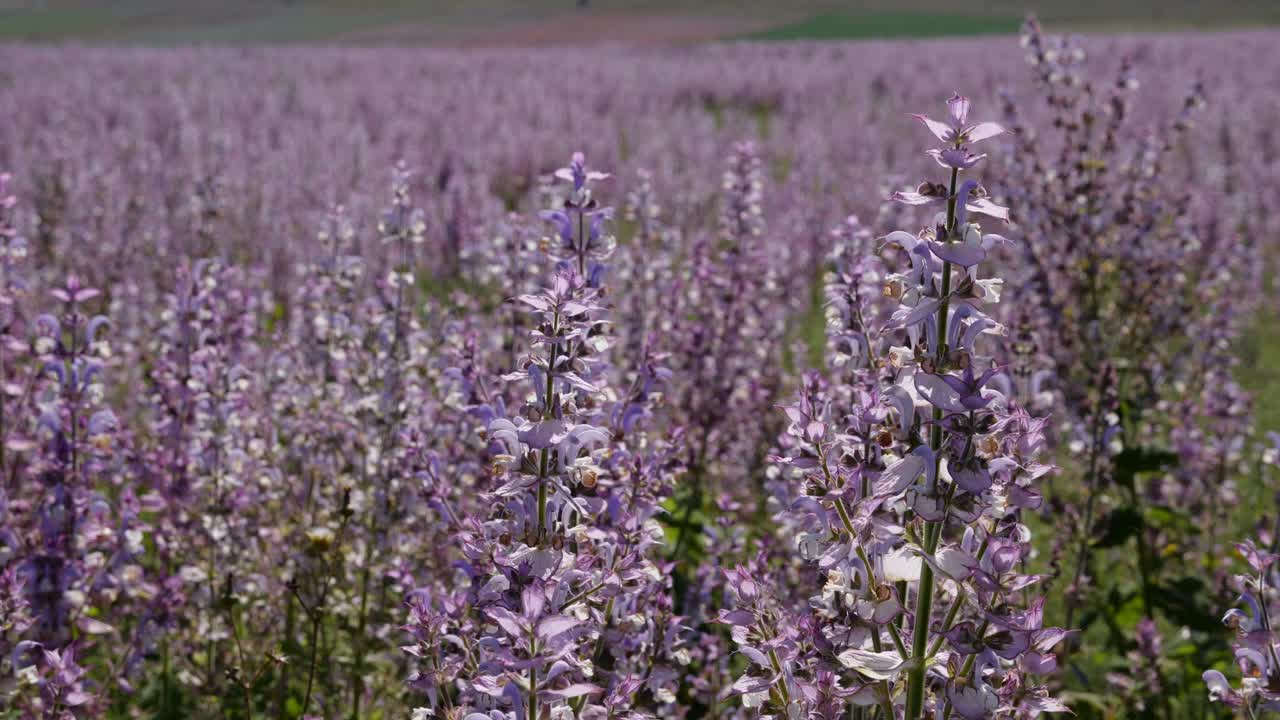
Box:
[403,153,681,719]
[1205,540,1280,714]
[756,95,1069,719]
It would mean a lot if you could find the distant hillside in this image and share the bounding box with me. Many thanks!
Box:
[1,0,1277,44]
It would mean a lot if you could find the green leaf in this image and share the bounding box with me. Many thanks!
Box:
[1152,577,1221,633]
[1058,690,1110,712]
[1093,506,1144,548]
[1145,506,1201,536]
[1112,446,1179,489]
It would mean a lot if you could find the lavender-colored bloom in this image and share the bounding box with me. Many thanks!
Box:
[0,23,1266,719]
[761,94,1068,720]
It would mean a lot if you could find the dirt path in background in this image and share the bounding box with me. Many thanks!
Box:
[347,9,802,47]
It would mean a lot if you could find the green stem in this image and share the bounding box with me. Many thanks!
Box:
[767,648,792,708]
[535,323,559,546]
[905,554,937,718]
[670,439,709,561]
[351,554,371,719]
[1064,394,1105,631]
[926,588,967,658]
[161,637,171,718]
[591,597,616,663]
[300,608,322,719]
[561,581,606,611]
[276,595,295,719]
[577,210,587,279]
[536,454,549,544]
[228,604,255,720]
[528,634,540,720]
[905,163,960,720]
[1125,483,1159,621]
[887,620,909,659]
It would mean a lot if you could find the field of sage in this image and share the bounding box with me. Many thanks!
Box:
[0,19,1278,720]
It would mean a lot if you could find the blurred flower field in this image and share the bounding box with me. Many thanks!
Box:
[0,15,1279,720]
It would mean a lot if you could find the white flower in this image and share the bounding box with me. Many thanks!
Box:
[837,648,908,680]
[883,547,922,583]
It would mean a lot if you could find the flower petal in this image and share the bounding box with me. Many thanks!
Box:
[912,114,956,143]
[837,648,907,680]
[915,373,968,413]
[962,121,1007,143]
[876,453,927,495]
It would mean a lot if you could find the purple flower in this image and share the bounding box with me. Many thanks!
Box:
[912,93,1008,146]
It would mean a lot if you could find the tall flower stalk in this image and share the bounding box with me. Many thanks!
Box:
[1205,539,1280,715]
[757,95,1068,720]
[403,152,679,720]
[891,94,1015,718]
